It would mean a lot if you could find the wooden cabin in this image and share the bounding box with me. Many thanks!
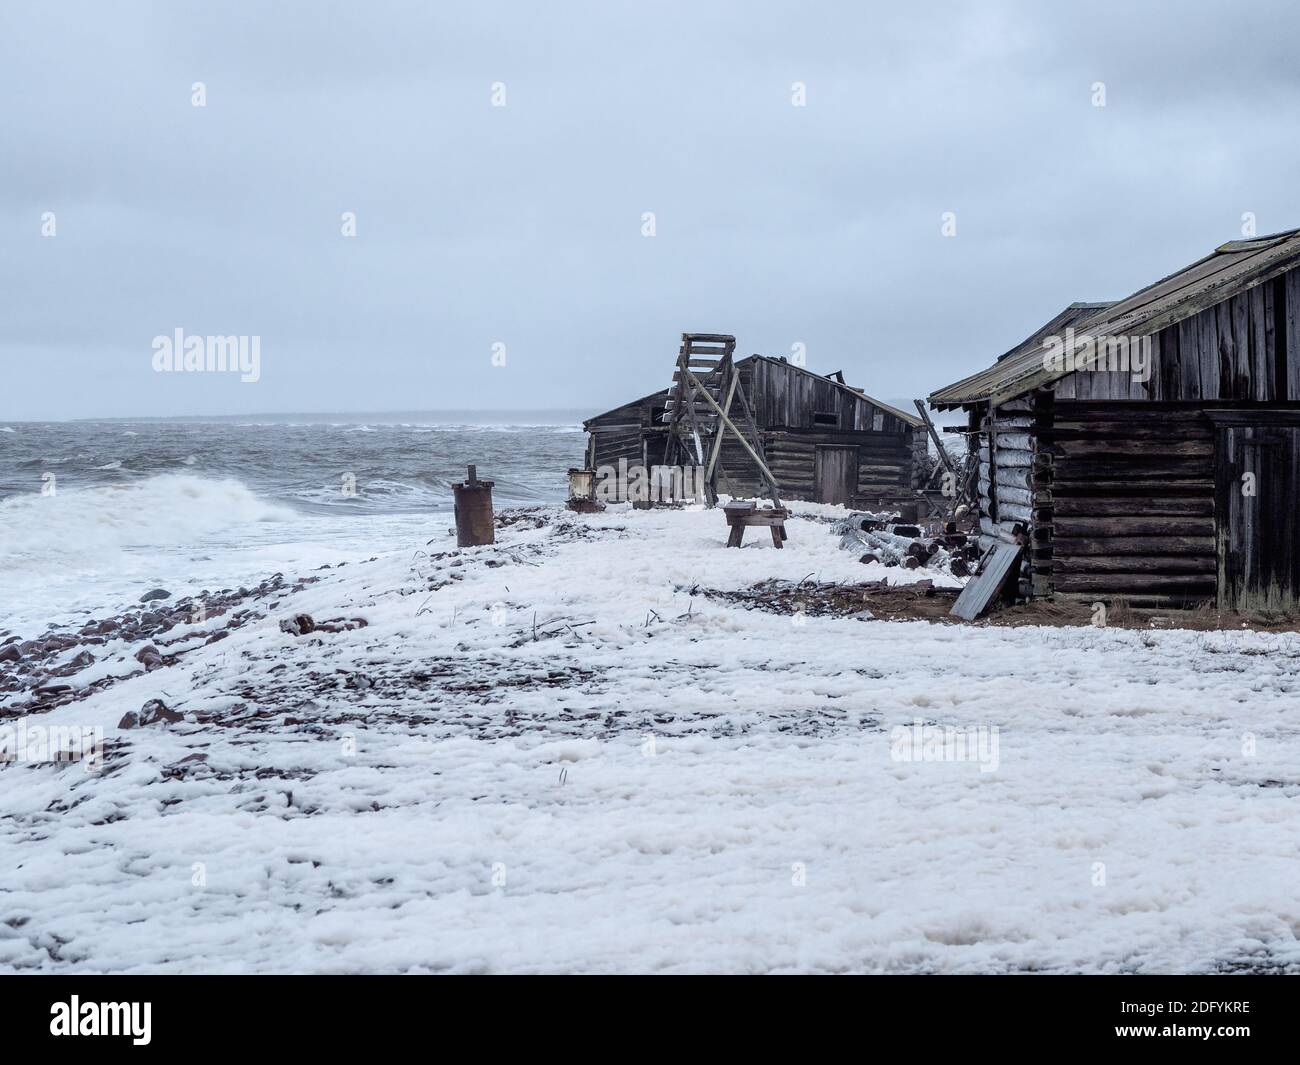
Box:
[584,355,925,509]
[929,228,1300,612]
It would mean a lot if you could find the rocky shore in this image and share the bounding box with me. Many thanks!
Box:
[0,574,308,719]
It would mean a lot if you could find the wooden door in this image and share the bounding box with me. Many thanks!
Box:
[814,446,857,505]
[1215,424,1300,612]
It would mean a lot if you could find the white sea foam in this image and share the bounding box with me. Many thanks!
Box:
[0,475,305,634]
[1,475,293,561]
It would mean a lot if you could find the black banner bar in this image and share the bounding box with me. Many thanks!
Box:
[1,974,1290,1052]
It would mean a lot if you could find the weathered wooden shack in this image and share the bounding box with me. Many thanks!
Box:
[929,228,1300,612]
[585,355,925,508]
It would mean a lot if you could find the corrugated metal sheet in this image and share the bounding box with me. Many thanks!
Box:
[929,228,1300,409]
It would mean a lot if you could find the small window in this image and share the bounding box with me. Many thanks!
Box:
[871,411,884,432]
[813,411,839,427]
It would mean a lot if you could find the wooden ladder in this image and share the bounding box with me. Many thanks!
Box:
[663,333,781,508]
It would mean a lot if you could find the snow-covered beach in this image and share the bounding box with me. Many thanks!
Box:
[4,500,1299,974]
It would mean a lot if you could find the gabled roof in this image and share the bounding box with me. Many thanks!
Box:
[928,228,1300,409]
[746,354,923,427]
[585,354,922,427]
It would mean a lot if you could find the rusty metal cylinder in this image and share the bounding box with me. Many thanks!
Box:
[452,464,495,547]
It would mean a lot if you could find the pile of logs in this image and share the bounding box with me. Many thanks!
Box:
[834,512,983,577]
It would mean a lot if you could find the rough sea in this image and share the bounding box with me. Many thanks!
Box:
[0,414,585,637]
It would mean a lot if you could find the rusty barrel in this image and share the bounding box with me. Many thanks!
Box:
[452,464,495,546]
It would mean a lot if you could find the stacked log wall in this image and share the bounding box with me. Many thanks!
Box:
[973,396,1041,595]
[1045,402,1216,607]
[760,429,915,506]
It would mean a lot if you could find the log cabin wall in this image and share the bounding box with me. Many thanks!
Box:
[974,395,1041,595]
[1044,402,1217,607]
[583,356,923,507]
[932,237,1300,610]
[759,427,915,507]
[1042,264,1300,605]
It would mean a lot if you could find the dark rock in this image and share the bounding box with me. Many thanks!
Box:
[54,650,95,676]
[0,644,21,663]
[140,588,172,603]
[34,682,74,696]
[125,698,184,727]
[204,630,230,644]
[279,614,316,636]
[133,644,163,671]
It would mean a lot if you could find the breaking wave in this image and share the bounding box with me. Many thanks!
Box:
[0,474,296,572]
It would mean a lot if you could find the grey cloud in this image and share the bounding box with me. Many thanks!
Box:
[3,0,1299,419]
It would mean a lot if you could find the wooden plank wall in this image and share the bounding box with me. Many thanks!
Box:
[1045,402,1217,606]
[1055,266,1300,402]
[586,394,662,501]
[748,358,914,434]
[1214,419,1300,613]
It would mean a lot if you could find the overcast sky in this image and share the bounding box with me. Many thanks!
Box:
[3,0,1298,420]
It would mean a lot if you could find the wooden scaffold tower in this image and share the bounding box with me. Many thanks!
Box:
[662,332,782,509]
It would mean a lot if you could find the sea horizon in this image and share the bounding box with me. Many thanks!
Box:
[1,407,592,427]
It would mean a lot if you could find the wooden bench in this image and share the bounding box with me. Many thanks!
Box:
[723,502,789,548]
